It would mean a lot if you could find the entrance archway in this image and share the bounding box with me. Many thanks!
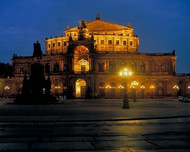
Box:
[76,79,86,98]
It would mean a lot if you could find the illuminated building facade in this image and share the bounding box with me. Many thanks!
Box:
[2,14,190,98]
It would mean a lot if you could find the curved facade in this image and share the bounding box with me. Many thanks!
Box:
[4,15,190,98]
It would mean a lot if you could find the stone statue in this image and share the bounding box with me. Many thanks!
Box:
[33,41,42,58]
[14,63,57,104]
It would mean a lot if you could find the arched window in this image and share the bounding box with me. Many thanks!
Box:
[99,82,105,88]
[98,62,105,72]
[53,63,59,73]
[20,67,24,74]
[131,62,137,72]
[120,61,127,71]
[45,63,50,74]
[109,61,116,73]
[74,45,89,73]
[140,63,145,73]
[110,82,116,88]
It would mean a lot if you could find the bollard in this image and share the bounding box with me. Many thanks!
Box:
[123,97,129,109]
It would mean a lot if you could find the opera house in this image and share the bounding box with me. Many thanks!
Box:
[1,14,190,98]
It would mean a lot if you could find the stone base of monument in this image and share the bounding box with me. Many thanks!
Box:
[13,62,58,104]
[14,94,58,104]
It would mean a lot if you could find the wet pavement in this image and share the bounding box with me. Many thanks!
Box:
[0,98,190,151]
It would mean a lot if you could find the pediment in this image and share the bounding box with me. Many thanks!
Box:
[66,19,131,32]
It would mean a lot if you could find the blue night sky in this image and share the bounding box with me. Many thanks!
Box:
[0,0,190,73]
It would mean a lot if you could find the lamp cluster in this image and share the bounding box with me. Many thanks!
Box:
[119,68,132,76]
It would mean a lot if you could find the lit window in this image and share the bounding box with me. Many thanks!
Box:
[108,40,112,45]
[123,41,127,45]
[130,41,133,46]
[58,42,60,47]
[100,40,104,44]
[116,40,119,45]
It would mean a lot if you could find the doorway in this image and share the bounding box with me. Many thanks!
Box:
[76,79,86,98]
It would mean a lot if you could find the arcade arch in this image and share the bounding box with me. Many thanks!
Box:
[75,79,86,97]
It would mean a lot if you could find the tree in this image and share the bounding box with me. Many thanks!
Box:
[0,62,13,78]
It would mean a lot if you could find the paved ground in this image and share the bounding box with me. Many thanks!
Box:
[0,98,190,151]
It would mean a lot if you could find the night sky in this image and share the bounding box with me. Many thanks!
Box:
[0,0,190,73]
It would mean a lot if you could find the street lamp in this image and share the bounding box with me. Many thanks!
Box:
[140,84,145,98]
[173,85,179,97]
[4,86,10,90]
[4,85,10,98]
[131,81,139,102]
[150,85,154,98]
[188,86,190,97]
[119,68,132,109]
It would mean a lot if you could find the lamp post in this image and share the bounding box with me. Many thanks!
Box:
[140,85,145,98]
[131,81,139,102]
[150,85,154,98]
[4,85,10,98]
[173,85,179,97]
[119,68,132,109]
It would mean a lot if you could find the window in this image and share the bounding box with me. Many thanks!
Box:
[116,40,120,45]
[99,82,105,88]
[120,61,127,70]
[63,42,67,46]
[98,62,105,72]
[157,63,162,72]
[123,41,127,45]
[52,43,55,47]
[45,63,50,74]
[20,67,24,74]
[48,44,51,48]
[100,40,104,44]
[108,40,112,45]
[110,82,116,88]
[131,62,137,72]
[53,63,59,73]
[74,33,76,36]
[130,41,133,46]
[58,42,60,47]
[140,63,145,73]
[109,61,116,73]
